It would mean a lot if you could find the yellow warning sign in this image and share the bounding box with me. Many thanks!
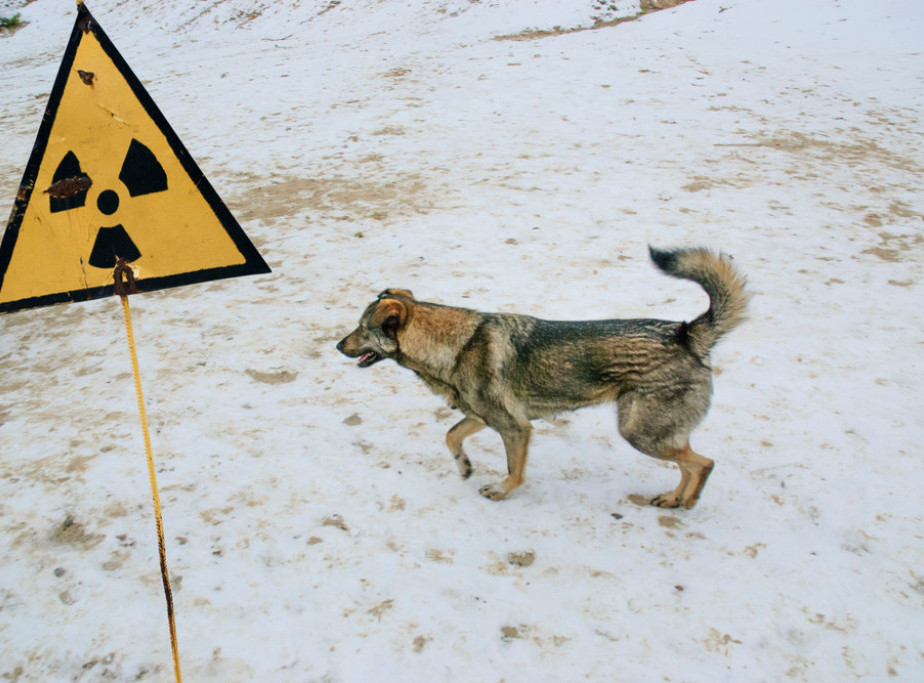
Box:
[0,2,269,314]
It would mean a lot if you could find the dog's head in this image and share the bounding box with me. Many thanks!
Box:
[336,289,414,367]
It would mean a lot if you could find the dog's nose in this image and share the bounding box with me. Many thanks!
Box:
[336,339,344,353]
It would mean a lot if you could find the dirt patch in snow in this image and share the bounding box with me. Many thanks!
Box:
[229,173,434,223]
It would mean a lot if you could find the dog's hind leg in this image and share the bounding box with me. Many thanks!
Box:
[479,424,532,501]
[446,416,485,479]
[617,390,714,509]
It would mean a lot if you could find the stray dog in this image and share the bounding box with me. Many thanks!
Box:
[337,247,747,508]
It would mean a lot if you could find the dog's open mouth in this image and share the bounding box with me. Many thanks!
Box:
[357,351,382,368]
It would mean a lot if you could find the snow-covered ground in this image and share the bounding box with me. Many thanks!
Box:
[1,0,923,680]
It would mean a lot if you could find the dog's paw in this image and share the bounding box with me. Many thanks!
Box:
[479,483,508,501]
[651,492,682,508]
[455,453,472,479]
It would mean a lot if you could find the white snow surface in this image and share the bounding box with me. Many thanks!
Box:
[1,0,923,680]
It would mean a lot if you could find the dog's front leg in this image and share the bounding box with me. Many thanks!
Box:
[479,424,532,501]
[446,416,485,479]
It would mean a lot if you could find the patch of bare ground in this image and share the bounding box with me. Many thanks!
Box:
[245,368,298,384]
[494,0,693,41]
[861,232,924,263]
[685,131,924,206]
[229,173,433,223]
[51,514,105,550]
[758,132,923,174]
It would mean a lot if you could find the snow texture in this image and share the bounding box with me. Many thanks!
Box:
[1,0,923,680]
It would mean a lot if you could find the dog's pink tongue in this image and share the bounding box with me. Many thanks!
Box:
[359,352,373,365]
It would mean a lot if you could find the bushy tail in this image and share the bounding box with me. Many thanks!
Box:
[649,246,748,358]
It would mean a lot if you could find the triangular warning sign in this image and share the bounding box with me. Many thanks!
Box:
[0,2,270,314]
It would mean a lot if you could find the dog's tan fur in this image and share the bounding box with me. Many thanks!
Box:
[337,247,747,508]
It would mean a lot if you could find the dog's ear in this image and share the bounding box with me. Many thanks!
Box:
[377,288,415,301]
[371,298,408,338]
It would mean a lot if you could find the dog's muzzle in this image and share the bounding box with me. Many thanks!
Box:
[337,338,382,367]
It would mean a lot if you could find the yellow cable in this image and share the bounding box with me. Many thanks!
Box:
[120,293,183,683]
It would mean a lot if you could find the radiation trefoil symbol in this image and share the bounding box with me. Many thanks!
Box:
[50,139,167,269]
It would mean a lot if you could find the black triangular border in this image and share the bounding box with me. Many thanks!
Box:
[0,2,271,314]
